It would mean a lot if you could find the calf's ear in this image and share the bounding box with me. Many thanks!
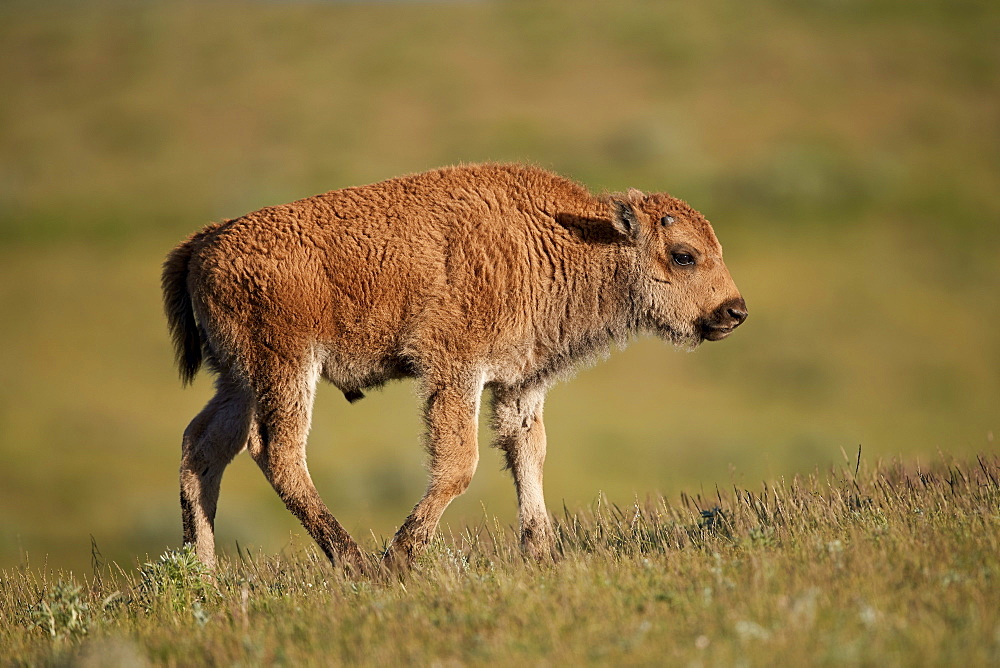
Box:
[610,198,641,240]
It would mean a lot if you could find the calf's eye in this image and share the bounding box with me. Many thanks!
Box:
[672,252,695,266]
[660,215,675,226]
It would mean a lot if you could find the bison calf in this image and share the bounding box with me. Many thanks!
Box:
[162,163,746,573]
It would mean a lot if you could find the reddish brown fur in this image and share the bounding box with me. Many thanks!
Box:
[162,163,746,574]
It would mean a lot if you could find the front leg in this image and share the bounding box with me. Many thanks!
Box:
[492,384,556,561]
[382,376,483,572]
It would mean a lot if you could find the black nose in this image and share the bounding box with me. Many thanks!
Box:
[722,297,748,327]
[727,303,748,326]
[699,297,748,341]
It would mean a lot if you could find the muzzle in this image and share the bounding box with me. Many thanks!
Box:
[698,297,748,341]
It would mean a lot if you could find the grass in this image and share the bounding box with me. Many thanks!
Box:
[2,454,998,665]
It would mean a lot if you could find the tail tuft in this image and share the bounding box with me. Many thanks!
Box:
[162,237,202,385]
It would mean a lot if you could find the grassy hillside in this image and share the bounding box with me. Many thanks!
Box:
[0,1,997,573]
[3,456,998,665]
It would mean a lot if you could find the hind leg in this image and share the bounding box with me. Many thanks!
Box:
[180,377,253,568]
[247,359,368,575]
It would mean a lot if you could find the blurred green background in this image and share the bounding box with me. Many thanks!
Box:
[1,1,997,574]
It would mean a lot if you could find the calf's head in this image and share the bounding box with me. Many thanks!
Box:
[609,189,747,347]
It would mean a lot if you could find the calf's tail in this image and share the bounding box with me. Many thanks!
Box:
[162,236,203,385]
